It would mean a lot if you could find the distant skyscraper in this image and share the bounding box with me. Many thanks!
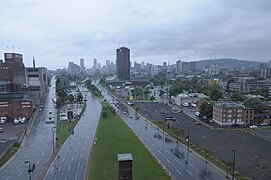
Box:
[189,61,197,72]
[80,58,85,71]
[106,60,110,67]
[116,47,130,81]
[93,58,97,69]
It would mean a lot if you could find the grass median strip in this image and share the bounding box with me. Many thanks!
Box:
[88,103,170,180]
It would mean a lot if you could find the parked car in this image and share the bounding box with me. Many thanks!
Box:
[250,125,257,129]
[182,103,189,107]
[19,117,26,124]
[0,127,3,133]
[191,103,197,108]
[0,117,7,124]
[14,118,19,125]
[195,112,201,117]
[195,121,202,125]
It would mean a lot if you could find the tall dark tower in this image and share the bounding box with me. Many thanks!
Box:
[116,47,130,81]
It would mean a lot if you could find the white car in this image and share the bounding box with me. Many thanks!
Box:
[182,103,189,107]
[250,125,257,129]
[14,118,19,125]
[0,117,7,124]
[195,112,201,117]
[19,117,26,124]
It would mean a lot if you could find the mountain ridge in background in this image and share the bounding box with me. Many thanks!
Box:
[194,58,264,68]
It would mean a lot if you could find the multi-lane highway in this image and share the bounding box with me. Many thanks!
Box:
[100,86,228,180]
[44,86,101,180]
[0,77,57,180]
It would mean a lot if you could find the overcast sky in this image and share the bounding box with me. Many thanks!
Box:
[0,0,271,69]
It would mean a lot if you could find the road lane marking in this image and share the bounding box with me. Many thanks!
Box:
[59,166,61,171]
[175,159,180,164]
[166,150,169,154]
[189,163,194,167]
[42,152,44,156]
[176,169,182,175]
[68,165,71,170]
[75,173,78,180]
[72,156,74,161]
[186,170,192,175]
[158,150,161,154]
[80,154,83,158]
[36,160,40,165]
[18,171,22,177]
[63,157,66,162]
[5,176,10,180]
[151,143,154,147]
[166,159,170,163]
[78,163,80,169]
[196,169,200,173]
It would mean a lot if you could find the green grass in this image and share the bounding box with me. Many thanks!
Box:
[0,142,20,167]
[88,103,170,180]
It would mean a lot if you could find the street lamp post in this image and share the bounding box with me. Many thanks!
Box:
[232,149,236,180]
[25,161,35,180]
[185,126,190,164]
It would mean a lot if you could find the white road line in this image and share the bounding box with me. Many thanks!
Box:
[42,152,45,156]
[63,157,66,162]
[68,165,71,170]
[158,150,161,154]
[36,160,40,165]
[196,169,200,173]
[158,143,162,147]
[5,176,10,180]
[186,170,192,175]
[78,163,80,169]
[75,173,78,180]
[151,143,154,147]
[80,154,83,158]
[205,176,209,180]
[165,150,169,154]
[18,171,22,177]
[174,159,180,164]
[75,148,78,152]
[166,159,170,163]
[59,166,61,171]
[176,169,182,175]
[189,163,194,167]
[72,156,74,161]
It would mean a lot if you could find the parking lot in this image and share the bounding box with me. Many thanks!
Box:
[134,101,271,179]
[0,121,25,158]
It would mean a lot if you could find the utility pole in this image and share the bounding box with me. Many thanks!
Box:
[232,149,236,180]
[185,127,190,164]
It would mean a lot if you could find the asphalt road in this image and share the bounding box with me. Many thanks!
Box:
[136,102,271,180]
[0,76,57,180]
[100,87,227,180]
[44,86,102,180]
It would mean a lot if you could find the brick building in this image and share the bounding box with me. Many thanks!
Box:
[212,101,245,126]
[0,93,33,120]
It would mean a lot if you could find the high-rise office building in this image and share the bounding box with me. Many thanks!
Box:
[116,47,130,81]
[80,58,85,71]
[93,58,97,69]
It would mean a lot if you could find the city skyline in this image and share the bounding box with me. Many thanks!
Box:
[1,0,271,70]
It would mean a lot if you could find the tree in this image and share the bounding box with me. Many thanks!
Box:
[150,96,155,101]
[67,94,74,102]
[209,88,223,101]
[199,101,213,119]
[169,83,183,97]
[244,98,266,113]
[232,92,246,102]
[254,89,269,98]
